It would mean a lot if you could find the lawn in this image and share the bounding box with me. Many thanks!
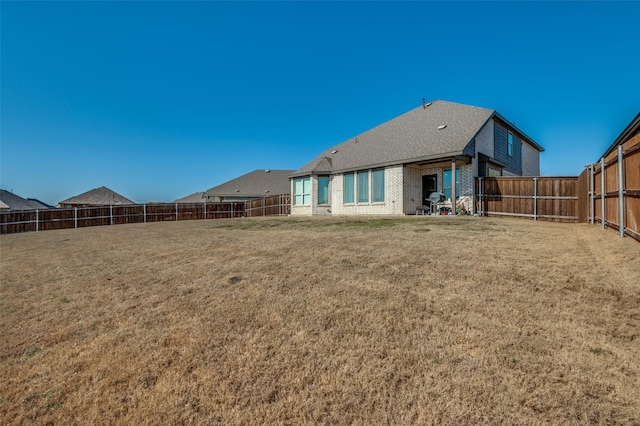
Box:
[1,216,639,425]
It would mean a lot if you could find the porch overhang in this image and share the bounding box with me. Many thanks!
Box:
[407,154,472,168]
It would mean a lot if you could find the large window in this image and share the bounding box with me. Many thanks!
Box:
[372,169,385,202]
[344,173,355,204]
[443,169,460,201]
[318,176,329,205]
[357,171,369,203]
[508,131,514,157]
[293,177,311,205]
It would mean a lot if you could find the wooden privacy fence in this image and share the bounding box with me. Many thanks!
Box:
[0,194,291,235]
[580,136,640,242]
[476,177,578,222]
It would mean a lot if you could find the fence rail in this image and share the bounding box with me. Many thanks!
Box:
[581,136,640,242]
[476,177,578,222]
[0,194,291,235]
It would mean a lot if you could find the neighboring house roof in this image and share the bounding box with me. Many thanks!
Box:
[27,198,55,209]
[173,191,206,203]
[0,200,10,210]
[59,186,135,206]
[292,100,543,176]
[603,112,640,158]
[0,189,52,211]
[205,169,294,199]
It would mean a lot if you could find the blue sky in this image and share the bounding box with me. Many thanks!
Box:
[2,1,639,205]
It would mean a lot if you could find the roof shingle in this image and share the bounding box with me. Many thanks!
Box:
[59,186,135,206]
[205,169,293,199]
[293,100,541,176]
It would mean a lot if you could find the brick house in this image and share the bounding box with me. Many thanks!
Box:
[290,100,544,216]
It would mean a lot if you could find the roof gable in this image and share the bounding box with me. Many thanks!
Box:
[59,186,135,206]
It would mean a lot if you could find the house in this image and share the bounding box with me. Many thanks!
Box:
[204,169,294,202]
[289,100,544,216]
[173,191,206,203]
[59,186,135,208]
[0,189,54,211]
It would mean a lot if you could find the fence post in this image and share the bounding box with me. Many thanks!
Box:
[601,158,605,229]
[204,201,206,220]
[478,177,483,216]
[589,164,594,225]
[231,202,234,219]
[533,177,538,221]
[110,205,113,225]
[618,146,625,238]
[143,204,147,223]
[36,209,39,232]
[75,207,78,228]
[175,203,178,221]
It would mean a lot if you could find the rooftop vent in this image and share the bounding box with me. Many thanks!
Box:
[422,98,432,109]
[331,150,338,154]
[437,125,447,130]
[235,189,240,192]
[264,169,270,173]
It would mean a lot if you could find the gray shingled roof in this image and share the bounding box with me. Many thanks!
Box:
[173,191,206,203]
[59,186,135,206]
[292,100,542,176]
[205,169,294,198]
[0,189,52,211]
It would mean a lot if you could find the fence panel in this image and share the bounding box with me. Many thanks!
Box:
[477,177,578,222]
[590,134,640,241]
[0,196,288,235]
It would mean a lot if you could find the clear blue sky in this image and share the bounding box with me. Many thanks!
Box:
[2,1,639,205]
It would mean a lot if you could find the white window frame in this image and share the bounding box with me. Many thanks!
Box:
[293,177,311,206]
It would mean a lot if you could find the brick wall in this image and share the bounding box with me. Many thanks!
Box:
[292,163,475,216]
[473,120,495,176]
[331,165,403,215]
[521,142,541,176]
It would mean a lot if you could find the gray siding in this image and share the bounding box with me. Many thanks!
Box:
[494,122,522,175]
[463,138,476,157]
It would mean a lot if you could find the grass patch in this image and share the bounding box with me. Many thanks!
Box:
[1,216,639,424]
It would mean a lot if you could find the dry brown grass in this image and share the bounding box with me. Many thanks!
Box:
[1,216,639,425]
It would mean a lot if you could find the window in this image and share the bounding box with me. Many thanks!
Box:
[293,177,311,205]
[318,176,329,205]
[508,131,514,157]
[443,169,461,201]
[372,169,385,202]
[488,166,501,177]
[344,173,355,204]
[357,171,369,203]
